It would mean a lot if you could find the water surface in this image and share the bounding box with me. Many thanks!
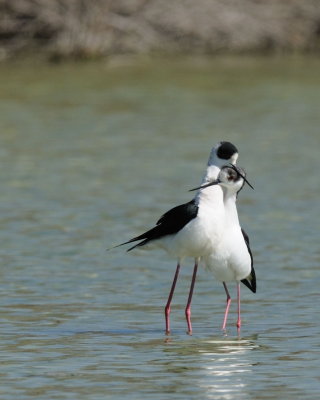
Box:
[0,56,319,399]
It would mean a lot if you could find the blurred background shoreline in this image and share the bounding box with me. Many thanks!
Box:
[1,0,320,62]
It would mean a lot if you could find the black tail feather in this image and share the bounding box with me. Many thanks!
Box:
[127,238,150,252]
[108,234,148,251]
[241,266,256,293]
[110,224,161,251]
[110,200,199,252]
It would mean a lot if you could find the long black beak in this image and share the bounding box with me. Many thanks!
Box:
[229,164,254,190]
[189,179,221,192]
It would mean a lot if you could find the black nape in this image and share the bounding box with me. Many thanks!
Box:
[217,141,238,160]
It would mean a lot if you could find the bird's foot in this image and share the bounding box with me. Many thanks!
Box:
[221,328,228,337]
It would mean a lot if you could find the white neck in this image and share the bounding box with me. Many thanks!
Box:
[197,184,224,208]
[223,190,239,226]
[194,165,220,205]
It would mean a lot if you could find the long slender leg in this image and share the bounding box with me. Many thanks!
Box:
[236,282,241,331]
[222,282,231,331]
[164,262,181,335]
[185,259,199,335]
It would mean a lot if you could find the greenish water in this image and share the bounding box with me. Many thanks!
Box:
[0,56,319,399]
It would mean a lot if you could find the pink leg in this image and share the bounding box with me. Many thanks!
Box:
[165,262,181,335]
[222,282,231,331]
[185,261,198,335]
[237,282,241,331]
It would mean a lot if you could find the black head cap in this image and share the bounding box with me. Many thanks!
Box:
[217,142,238,160]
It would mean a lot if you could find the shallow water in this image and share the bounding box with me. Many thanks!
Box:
[0,55,319,399]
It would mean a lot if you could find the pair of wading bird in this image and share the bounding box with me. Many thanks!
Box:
[115,141,256,335]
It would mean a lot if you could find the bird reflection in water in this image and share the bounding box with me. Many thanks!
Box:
[162,335,259,399]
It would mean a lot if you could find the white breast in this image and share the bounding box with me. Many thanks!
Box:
[160,185,225,259]
[205,225,251,282]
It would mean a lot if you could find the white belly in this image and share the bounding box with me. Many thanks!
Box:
[145,186,226,260]
[159,208,225,259]
[205,227,251,282]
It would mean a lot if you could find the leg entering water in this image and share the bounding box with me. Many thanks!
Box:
[236,282,241,331]
[185,260,199,335]
[222,282,231,331]
[164,262,180,335]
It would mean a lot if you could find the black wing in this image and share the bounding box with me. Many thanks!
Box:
[240,228,256,293]
[116,200,198,251]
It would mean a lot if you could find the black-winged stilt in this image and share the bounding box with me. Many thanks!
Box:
[115,141,239,335]
[192,164,256,332]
